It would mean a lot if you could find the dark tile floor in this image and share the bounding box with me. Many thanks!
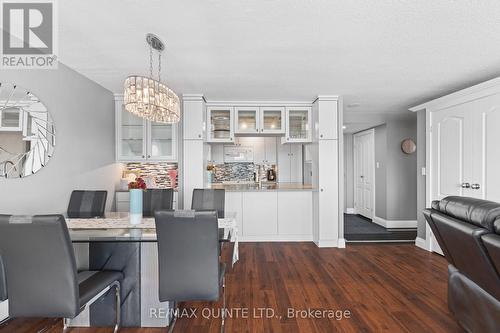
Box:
[344,214,417,241]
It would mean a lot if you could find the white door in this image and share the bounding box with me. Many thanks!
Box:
[430,104,473,255]
[353,130,374,219]
[470,96,500,203]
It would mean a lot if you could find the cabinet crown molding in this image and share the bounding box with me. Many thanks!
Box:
[315,95,340,102]
[182,94,205,101]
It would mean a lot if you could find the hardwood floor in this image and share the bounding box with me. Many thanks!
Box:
[0,243,463,333]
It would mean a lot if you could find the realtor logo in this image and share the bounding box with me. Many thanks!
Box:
[1,0,58,69]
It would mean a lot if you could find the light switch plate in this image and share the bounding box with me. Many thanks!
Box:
[421,167,426,176]
[376,162,380,168]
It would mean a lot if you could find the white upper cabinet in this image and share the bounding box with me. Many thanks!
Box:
[147,121,177,161]
[207,106,234,143]
[284,107,312,143]
[235,106,259,134]
[183,97,205,140]
[0,107,23,131]
[115,97,177,162]
[317,99,338,140]
[260,107,285,134]
[234,106,285,135]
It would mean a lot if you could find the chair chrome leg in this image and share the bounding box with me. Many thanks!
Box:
[220,277,226,333]
[62,318,70,333]
[167,302,177,333]
[113,281,121,333]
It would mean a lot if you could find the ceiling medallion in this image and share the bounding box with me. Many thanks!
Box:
[123,34,180,123]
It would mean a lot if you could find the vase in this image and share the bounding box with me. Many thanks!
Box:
[129,189,143,225]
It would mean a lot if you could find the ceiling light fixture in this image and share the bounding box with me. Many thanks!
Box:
[123,34,180,123]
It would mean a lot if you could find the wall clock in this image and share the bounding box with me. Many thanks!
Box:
[401,138,416,154]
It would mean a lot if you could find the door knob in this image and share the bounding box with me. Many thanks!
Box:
[471,183,481,190]
[360,175,364,178]
[461,182,470,189]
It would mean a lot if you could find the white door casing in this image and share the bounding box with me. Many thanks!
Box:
[353,129,374,219]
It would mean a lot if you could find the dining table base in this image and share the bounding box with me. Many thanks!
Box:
[70,242,172,328]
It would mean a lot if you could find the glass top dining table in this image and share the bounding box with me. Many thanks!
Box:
[66,211,239,264]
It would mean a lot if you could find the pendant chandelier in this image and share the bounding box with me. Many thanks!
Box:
[123,34,180,123]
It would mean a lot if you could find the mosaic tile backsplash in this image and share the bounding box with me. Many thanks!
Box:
[125,162,178,188]
[211,163,275,183]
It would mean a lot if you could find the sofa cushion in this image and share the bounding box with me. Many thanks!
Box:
[432,196,500,231]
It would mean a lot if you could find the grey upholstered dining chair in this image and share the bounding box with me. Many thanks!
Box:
[191,189,225,218]
[0,214,122,332]
[154,210,226,333]
[67,190,107,218]
[143,188,174,217]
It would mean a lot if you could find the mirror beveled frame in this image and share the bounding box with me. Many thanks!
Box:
[0,82,55,178]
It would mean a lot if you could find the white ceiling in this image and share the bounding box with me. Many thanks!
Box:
[59,0,500,120]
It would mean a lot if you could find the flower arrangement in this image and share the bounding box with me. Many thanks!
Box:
[128,177,147,190]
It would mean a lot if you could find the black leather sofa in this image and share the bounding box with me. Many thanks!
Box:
[423,196,500,333]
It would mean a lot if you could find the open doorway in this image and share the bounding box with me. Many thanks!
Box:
[343,117,418,242]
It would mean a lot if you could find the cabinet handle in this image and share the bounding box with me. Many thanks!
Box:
[256,129,259,132]
[461,182,470,189]
[142,155,145,158]
[198,134,202,138]
[320,188,324,192]
[287,138,290,141]
[147,155,151,158]
[471,183,481,190]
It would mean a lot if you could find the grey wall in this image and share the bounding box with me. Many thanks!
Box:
[374,125,387,219]
[0,64,121,214]
[416,110,426,238]
[343,134,354,210]
[385,117,417,220]
[371,117,417,221]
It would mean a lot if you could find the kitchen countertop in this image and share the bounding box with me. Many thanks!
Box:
[208,182,315,192]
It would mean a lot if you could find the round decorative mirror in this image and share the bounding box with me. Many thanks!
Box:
[401,138,416,155]
[0,83,55,178]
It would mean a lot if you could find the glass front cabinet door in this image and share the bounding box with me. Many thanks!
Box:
[116,97,177,161]
[147,121,176,161]
[235,106,259,134]
[285,107,312,143]
[118,107,146,160]
[0,107,23,131]
[260,107,285,134]
[207,106,234,142]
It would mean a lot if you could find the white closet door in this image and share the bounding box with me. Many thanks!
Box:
[472,95,500,202]
[431,104,474,200]
[354,130,374,219]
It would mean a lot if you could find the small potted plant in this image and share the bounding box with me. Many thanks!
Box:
[128,177,147,225]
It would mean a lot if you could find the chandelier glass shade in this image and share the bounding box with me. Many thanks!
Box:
[123,76,180,123]
[123,34,180,123]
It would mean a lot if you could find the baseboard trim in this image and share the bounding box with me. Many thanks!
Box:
[372,216,417,229]
[345,208,355,214]
[415,237,430,251]
[338,238,346,248]
[239,235,313,242]
[314,239,339,248]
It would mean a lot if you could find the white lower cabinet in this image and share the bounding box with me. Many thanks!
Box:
[242,192,278,237]
[278,192,312,236]
[224,190,313,241]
